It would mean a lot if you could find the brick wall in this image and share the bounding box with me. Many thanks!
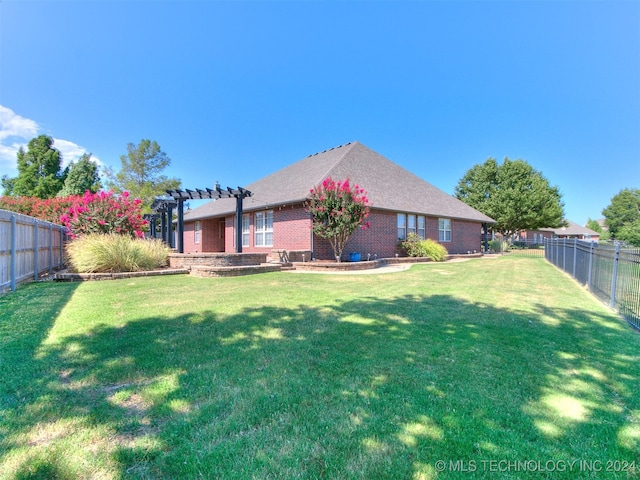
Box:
[273,205,313,251]
[183,218,225,253]
[223,206,313,254]
[183,207,484,258]
[446,219,483,254]
[313,210,400,261]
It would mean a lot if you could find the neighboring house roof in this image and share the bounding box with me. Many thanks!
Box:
[184,142,495,223]
[540,220,600,237]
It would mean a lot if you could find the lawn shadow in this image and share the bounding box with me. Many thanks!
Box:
[0,281,80,480]
[2,289,639,478]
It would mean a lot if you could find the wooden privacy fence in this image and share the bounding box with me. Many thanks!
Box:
[0,209,66,293]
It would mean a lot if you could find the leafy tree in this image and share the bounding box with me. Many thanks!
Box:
[602,188,640,246]
[106,139,181,212]
[58,153,101,197]
[306,177,370,262]
[455,157,565,236]
[617,220,640,247]
[1,135,66,198]
[586,218,610,241]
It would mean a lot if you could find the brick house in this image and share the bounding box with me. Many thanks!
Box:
[182,142,495,260]
[520,220,600,243]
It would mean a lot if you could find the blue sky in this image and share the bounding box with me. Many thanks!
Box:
[1,0,638,225]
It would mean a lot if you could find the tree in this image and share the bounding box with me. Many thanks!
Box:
[602,188,640,246]
[1,135,66,198]
[106,139,180,212]
[57,153,101,197]
[586,218,610,242]
[455,157,565,236]
[306,177,371,262]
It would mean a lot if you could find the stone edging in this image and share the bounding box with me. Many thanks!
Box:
[55,268,189,282]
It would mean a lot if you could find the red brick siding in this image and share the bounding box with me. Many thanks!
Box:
[183,218,225,253]
[273,205,313,251]
[313,210,399,261]
[445,219,483,254]
[183,207,484,257]
[221,206,312,254]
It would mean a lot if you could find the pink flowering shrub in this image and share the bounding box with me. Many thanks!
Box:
[0,195,79,224]
[306,177,371,262]
[60,191,147,238]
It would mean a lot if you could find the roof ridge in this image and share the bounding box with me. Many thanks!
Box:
[316,141,357,184]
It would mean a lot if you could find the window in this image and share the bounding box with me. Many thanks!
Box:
[242,214,250,247]
[255,210,273,247]
[194,221,201,244]
[417,216,425,239]
[397,214,406,240]
[438,218,451,242]
[407,215,416,236]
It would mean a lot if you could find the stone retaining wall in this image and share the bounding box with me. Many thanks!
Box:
[169,252,268,269]
[190,264,281,278]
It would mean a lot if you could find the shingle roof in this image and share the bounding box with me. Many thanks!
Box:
[541,220,600,237]
[184,142,495,223]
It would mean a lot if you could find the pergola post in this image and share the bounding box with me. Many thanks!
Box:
[235,196,243,253]
[160,213,167,243]
[167,204,174,248]
[177,199,184,253]
[150,216,157,238]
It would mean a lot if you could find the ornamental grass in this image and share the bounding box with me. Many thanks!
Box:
[65,234,170,273]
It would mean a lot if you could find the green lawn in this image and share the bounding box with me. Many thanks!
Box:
[1,257,639,479]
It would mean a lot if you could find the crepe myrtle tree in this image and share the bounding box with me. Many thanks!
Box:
[306,177,371,262]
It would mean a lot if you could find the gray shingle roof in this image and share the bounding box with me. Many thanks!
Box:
[540,220,600,237]
[184,142,495,223]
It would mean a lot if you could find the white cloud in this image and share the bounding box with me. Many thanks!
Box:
[53,138,104,168]
[0,105,39,141]
[0,104,101,175]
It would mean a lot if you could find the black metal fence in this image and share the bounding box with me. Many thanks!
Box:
[485,238,546,257]
[544,238,640,331]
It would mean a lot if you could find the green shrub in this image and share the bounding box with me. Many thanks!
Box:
[420,238,448,261]
[488,240,510,253]
[66,234,170,273]
[401,233,448,261]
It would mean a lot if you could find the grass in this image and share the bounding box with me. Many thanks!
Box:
[1,256,639,479]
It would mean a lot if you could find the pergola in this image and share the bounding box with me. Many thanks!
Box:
[165,186,252,253]
[148,198,178,247]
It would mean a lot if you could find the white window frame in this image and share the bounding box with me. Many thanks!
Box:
[397,213,406,240]
[407,214,417,236]
[242,214,250,247]
[438,218,451,242]
[194,221,201,244]
[417,216,425,239]
[254,210,274,247]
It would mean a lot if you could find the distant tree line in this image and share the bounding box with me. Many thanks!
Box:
[454,156,639,247]
[1,135,180,214]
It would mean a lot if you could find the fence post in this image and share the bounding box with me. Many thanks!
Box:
[587,241,594,290]
[572,238,578,277]
[10,214,16,292]
[60,226,65,269]
[610,242,620,308]
[48,223,53,275]
[34,219,39,281]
